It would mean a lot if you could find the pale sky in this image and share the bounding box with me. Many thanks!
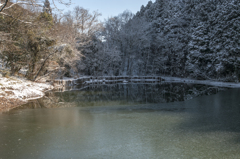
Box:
[54,0,155,21]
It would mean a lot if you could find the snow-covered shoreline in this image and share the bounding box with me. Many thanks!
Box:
[161,77,240,88]
[1,75,240,112]
[54,76,240,88]
[0,76,53,111]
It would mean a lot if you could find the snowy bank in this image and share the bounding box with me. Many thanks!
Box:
[54,76,240,89]
[0,76,53,111]
[161,77,240,88]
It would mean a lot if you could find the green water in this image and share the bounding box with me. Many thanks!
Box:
[0,84,240,159]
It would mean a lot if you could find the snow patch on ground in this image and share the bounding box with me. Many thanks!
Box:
[0,76,53,102]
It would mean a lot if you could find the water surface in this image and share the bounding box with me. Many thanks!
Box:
[0,84,240,159]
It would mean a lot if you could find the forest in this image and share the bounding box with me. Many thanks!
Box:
[1,0,240,82]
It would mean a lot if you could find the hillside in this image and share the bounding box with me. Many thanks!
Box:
[79,0,240,82]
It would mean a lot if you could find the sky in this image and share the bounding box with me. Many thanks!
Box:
[54,0,155,21]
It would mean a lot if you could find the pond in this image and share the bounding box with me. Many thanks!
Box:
[0,83,240,159]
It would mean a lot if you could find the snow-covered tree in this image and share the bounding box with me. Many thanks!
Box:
[66,0,240,81]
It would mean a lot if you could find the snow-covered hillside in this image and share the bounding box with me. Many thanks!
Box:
[78,0,240,82]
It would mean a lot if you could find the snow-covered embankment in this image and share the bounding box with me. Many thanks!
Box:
[0,76,53,111]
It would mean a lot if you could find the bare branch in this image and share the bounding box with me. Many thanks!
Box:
[51,0,64,14]
[54,0,71,6]
[0,12,32,24]
[33,50,57,81]
[0,0,8,12]
[1,0,71,13]
[3,2,42,11]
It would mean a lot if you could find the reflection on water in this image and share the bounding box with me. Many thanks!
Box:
[18,83,224,109]
[1,84,240,159]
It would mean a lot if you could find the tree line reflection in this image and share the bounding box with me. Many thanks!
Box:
[17,83,225,109]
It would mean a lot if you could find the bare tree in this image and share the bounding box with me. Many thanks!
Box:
[73,6,103,42]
